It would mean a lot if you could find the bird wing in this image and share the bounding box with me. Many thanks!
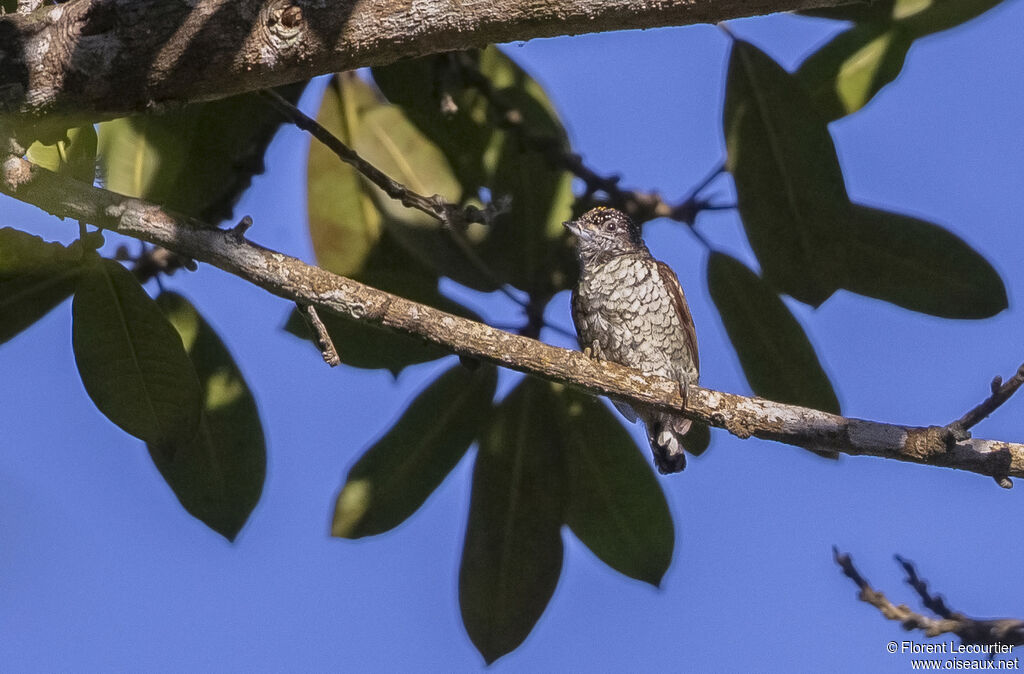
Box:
[656,261,699,371]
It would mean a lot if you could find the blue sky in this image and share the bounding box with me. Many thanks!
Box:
[3,3,1024,671]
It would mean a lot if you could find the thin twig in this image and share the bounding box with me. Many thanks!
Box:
[301,303,341,367]
[895,554,958,620]
[948,362,1024,437]
[453,52,726,226]
[834,548,1024,651]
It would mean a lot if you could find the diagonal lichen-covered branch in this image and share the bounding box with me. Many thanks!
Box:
[0,0,856,130]
[3,153,1023,482]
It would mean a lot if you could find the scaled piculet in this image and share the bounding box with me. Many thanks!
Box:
[565,207,699,474]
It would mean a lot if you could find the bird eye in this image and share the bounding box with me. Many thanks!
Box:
[604,221,616,231]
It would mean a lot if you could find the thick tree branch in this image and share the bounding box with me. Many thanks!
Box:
[0,0,856,130]
[3,154,1023,482]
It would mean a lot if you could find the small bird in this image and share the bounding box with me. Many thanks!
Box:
[565,207,698,474]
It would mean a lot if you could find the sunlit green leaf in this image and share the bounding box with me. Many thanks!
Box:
[308,73,384,278]
[98,83,304,222]
[724,39,849,306]
[840,205,1007,318]
[72,258,202,447]
[152,292,266,541]
[372,53,496,192]
[799,0,1005,120]
[707,252,840,416]
[460,377,567,664]
[560,388,673,586]
[26,125,97,183]
[332,363,497,539]
[310,73,496,291]
[352,103,497,291]
[797,24,913,121]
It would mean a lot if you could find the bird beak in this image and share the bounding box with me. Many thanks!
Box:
[563,219,585,238]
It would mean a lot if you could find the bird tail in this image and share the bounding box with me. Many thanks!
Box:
[645,412,691,474]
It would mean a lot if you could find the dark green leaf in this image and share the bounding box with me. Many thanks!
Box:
[803,0,1004,33]
[0,227,85,274]
[724,39,849,306]
[0,271,80,345]
[72,258,202,447]
[309,73,496,291]
[373,53,496,192]
[0,228,84,344]
[477,72,576,296]
[460,377,567,664]
[26,125,98,183]
[682,420,712,457]
[707,252,840,415]
[332,363,497,538]
[840,205,1007,318]
[799,1,1005,120]
[560,388,673,586]
[98,83,304,222]
[376,48,578,296]
[151,292,266,541]
[797,24,913,121]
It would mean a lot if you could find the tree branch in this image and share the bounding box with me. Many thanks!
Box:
[0,0,857,130]
[834,548,1024,650]
[3,153,1023,482]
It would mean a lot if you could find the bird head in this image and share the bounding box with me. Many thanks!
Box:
[563,207,645,264]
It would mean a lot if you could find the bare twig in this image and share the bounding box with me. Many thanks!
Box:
[453,52,728,226]
[5,154,1024,482]
[301,303,341,367]
[948,363,1024,438]
[834,548,1024,651]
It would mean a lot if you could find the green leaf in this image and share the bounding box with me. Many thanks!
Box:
[0,227,86,274]
[0,228,85,344]
[460,377,567,664]
[840,205,1007,318]
[559,389,673,587]
[372,53,496,192]
[308,73,384,278]
[707,252,840,415]
[797,24,913,121]
[151,292,266,541]
[72,258,202,447]
[0,271,80,345]
[26,125,97,183]
[332,363,497,539]
[376,48,579,296]
[723,39,849,306]
[799,1,1005,120]
[682,421,712,457]
[98,83,304,222]
[309,73,496,291]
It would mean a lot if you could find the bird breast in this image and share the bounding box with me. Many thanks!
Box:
[574,255,697,382]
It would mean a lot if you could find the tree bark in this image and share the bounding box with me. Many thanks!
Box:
[3,153,1021,484]
[0,0,855,129]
